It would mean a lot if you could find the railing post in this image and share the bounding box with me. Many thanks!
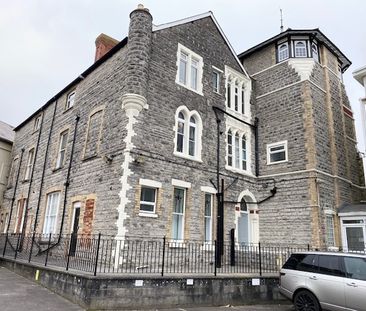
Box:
[28,231,36,263]
[45,233,52,266]
[259,242,262,277]
[214,240,217,276]
[14,234,21,260]
[230,229,235,266]
[94,233,101,276]
[161,236,166,277]
[2,232,8,257]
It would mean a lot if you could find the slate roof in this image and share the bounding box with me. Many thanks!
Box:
[0,120,14,144]
[338,203,366,215]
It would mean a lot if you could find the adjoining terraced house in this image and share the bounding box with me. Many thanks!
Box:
[1,5,365,257]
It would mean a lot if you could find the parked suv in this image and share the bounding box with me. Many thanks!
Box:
[279,252,366,311]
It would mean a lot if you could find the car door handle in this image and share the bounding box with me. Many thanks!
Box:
[346,282,358,287]
[309,276,317,280]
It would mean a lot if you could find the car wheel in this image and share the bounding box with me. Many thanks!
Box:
[294,290,321,311]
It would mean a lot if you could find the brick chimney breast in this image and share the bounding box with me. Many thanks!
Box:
[94,33,119,62]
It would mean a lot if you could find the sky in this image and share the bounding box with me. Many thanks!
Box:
[1,0,366,152]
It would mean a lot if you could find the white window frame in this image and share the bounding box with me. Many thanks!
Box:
[225,66,251,119]
[66,91,75,110]
[172,187,186,242]
[226,128,251,174]
[24,148,35,180]
[56,130,68,169]
[311,42,319,62]
[278,42,289,62]
[138,179,162,217]
[176,43,203,95]
[34,115,42,131]
[70,201,81,234]
[204,193,213,242]
[267,140,288,165]
[325,213,335,247]
[173,106,202,162]
[212,66,222,94]
[14,199,26,234]
[43,191,61,235]
[294,40,307,58]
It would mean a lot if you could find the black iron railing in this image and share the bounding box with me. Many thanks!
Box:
[1,233,355,276]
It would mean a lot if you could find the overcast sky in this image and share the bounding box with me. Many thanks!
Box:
[1,0,365,151]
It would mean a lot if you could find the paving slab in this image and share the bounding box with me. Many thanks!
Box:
[0,266,84,311]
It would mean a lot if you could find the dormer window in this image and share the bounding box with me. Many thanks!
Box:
[278,43,289,62]
[294,41,307,57]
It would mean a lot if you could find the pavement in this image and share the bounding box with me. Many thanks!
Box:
[0,266,294,311]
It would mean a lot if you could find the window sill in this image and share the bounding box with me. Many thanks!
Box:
[22,179,30,184]
[52,166,64,173]
[138,212,158,218]
[173,151,202,163]
[63,106,73,114]
[267,159,288,165]
[225,165,255,177]
[82,155,99,162]
[225,107,251,121]
[176,81,203,96]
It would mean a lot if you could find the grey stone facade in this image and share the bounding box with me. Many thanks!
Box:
[1,7,365,251]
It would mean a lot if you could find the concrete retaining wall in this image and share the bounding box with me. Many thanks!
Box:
[1,258,285,310]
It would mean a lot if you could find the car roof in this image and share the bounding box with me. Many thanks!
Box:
[291,251,366,258]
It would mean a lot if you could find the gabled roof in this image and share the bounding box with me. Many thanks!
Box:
[152,12,249,78]
[14,37,128,131]
[238,28,351,73]
[0,120,15,144]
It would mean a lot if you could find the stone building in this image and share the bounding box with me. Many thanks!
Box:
[0,121,14,233]
[1,6,365,251]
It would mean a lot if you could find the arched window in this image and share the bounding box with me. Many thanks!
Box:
[278,43,289,61]
[227,130,233,166]
[176,112,185,153]
[174,107,202,161]
[240,197,247,212]
[295,41,307,57]
[312,43,319,62]
[188,116,196,156]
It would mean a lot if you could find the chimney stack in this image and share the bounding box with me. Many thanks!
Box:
[94,33,119,62]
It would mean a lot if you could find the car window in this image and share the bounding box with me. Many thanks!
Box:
[318,255,345,277]
[298,254,318,272]
[283,254,307,270]
[283,254,317,272]
[344,257,366,281]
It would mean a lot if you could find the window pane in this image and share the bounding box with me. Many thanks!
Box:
[190,66,198,90]
[270,146,285,152]
[270,151,286,162]
[344,257,366,281]
[241,136,247,170]
[295,41,307,57]
[204,194,212,216]
[240,198,247,212]
[189,125,195,156]
[140,203,154,213]
[140,187,156,203]
[173,188,184,214]
[318,255,344,276]
[172,214,183,240]
[234,84,239,111]
[85,111,103,158]
[179,53,187,84]
[212,72,219,92]
[326,216,335,246]
[241,89,245,114]
[278,43,289,61]
[235,134,240,168]
[297,254,317,272]
[227,82,231,108]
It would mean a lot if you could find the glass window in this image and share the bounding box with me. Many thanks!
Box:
[43,192,60,235]
[212,71,220,93]
[140,187,157,213]
[297,254,318,272]
[312,43,319,62]
[235,133,240,168]
[3,213,9,233]
[227,130,233,166]
[241,87,245,114]
[172,188,185,240]
[295,41,307,58]
[66,91,75,109]
[34,115,42,131]
[14,199,27,234]
[318,255,344,277]
[24,148,35,180]
[204,193,213,242]
[278,43,289,61]
[240,197,247,212]
[188,117,196,156]
[56,130,68,169]
[190,58,198,90]
[326,215,335,247]
[8,158,18,187]
[241,136,247,170]
[177,112,185,153]
[227,79,232,108]
[179,52,188,85]
[84,110,103,159]
[344,257,366,281]
[267,142,287,164]
[234,82,239,112]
